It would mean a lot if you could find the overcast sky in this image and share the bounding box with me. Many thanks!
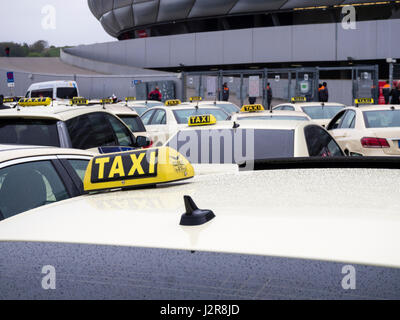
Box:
[0,0,115,47]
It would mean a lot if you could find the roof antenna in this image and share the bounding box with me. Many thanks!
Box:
[233,121,240,129]
[180,196,215,226]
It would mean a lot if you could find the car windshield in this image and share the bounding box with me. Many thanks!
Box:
[237,115,309,121]
[363,110,400,128]
[206,103,240,114]
[301,105,344,119]
[0,118,60,147]
[118,115,146,132]
[146,101,164,108]
[167,128,294,163]
[130,106,148,116]
[173,108,229,124]
[57,87,78,99]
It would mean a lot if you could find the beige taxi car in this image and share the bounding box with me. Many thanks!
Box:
[140,99,230,146]
[327,101,400,156]
[230,104,311,122]
[0,98,150,153]
[273,98,346,127]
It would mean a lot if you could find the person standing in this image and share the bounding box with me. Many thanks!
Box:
[5,47,10,57]
[390,83,400,105]
[221,82,229,101]
[148,87,162,101]
[318,84,323,102]
[266,82,272,109]
[382,81,391,104]
[321,82,329,102]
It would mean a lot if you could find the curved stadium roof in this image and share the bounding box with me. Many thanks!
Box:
[88,0,387,38]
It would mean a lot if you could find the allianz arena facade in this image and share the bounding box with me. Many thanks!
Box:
[88,0,399,40]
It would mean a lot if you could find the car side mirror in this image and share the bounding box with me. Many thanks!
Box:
[136,135,152,148]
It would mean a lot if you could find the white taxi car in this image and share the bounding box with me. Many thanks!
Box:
[327,99,400,156]
[165,114,344,164]
[230,104,311,122]
[123,97,163,116]
[0,98,150,153]
[274,98,346,127]
[0,144,94,221]
[0,146,399,299]
[140,100,230,146]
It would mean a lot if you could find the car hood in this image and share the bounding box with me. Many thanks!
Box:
[0,168,400,268]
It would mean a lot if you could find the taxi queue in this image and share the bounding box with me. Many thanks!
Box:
[0,94,399,221]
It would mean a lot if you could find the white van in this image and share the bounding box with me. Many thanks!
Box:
[25,81,80,101]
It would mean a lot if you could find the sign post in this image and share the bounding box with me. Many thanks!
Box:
[6,72,15,96]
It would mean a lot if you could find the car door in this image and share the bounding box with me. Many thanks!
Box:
[141,109,169,146]
[328,110,356,155]
[0,156,84,221]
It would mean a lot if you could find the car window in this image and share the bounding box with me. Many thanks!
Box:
[283,106,295,111]
[363,110,400,128]
[0,118,60,147]
[31,89,53,98]
[0,161,69,220]
[66,112,117,149]
[131,106,148,116]
[304,125,343,157]
[104,114,134,146]
[172,108,229,124]
[118,115,146,132]
[167,128,294,163]
[67,159,90,182]
[150,109,167,125]
[339,110,356,129]
[301,105,344,119]
[57,87,78,99]
[141,110,155,125]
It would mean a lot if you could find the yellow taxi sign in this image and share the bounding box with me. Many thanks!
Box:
[83,147,194,192]
[188,114,217,126]
[100,98,114,104]
[355,98,374,105]
[240,104,264,112]
[189,96,202,102]
[165,99,181,106]
[291,96,307,103]
[70,97,89,105]
[18,97,52,107]
[125,97,136,101]
[3,97,18,103]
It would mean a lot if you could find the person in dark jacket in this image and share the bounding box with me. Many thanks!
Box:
[221,83,229,101]
[148,87,162,101]
[390,83,400,105]
[318,84,323,102]
[0,95,11,110]
[320,82,329,102]
[266,83,272,109]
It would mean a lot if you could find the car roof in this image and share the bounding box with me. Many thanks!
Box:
[148,105,223,111]
[347,105,400,111]
[101,104,139,116]
[179,119,310,132]
[235,110,310,118]
[276,102,346,107]
[0,105,126,121]
[0,145,94,164]
[1,167,400,268]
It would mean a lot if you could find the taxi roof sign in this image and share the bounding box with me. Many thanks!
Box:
[165,99,181,106]
[291,96,307,103]
[83,147,194,192]
[18,97,52,107]
[188,114,217,126]
[240,104,264,112]
[189,96,202,102]
[70,97,89,105]
[100,98,113,104]
[125,97,136,101]
[355,98,374,105]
